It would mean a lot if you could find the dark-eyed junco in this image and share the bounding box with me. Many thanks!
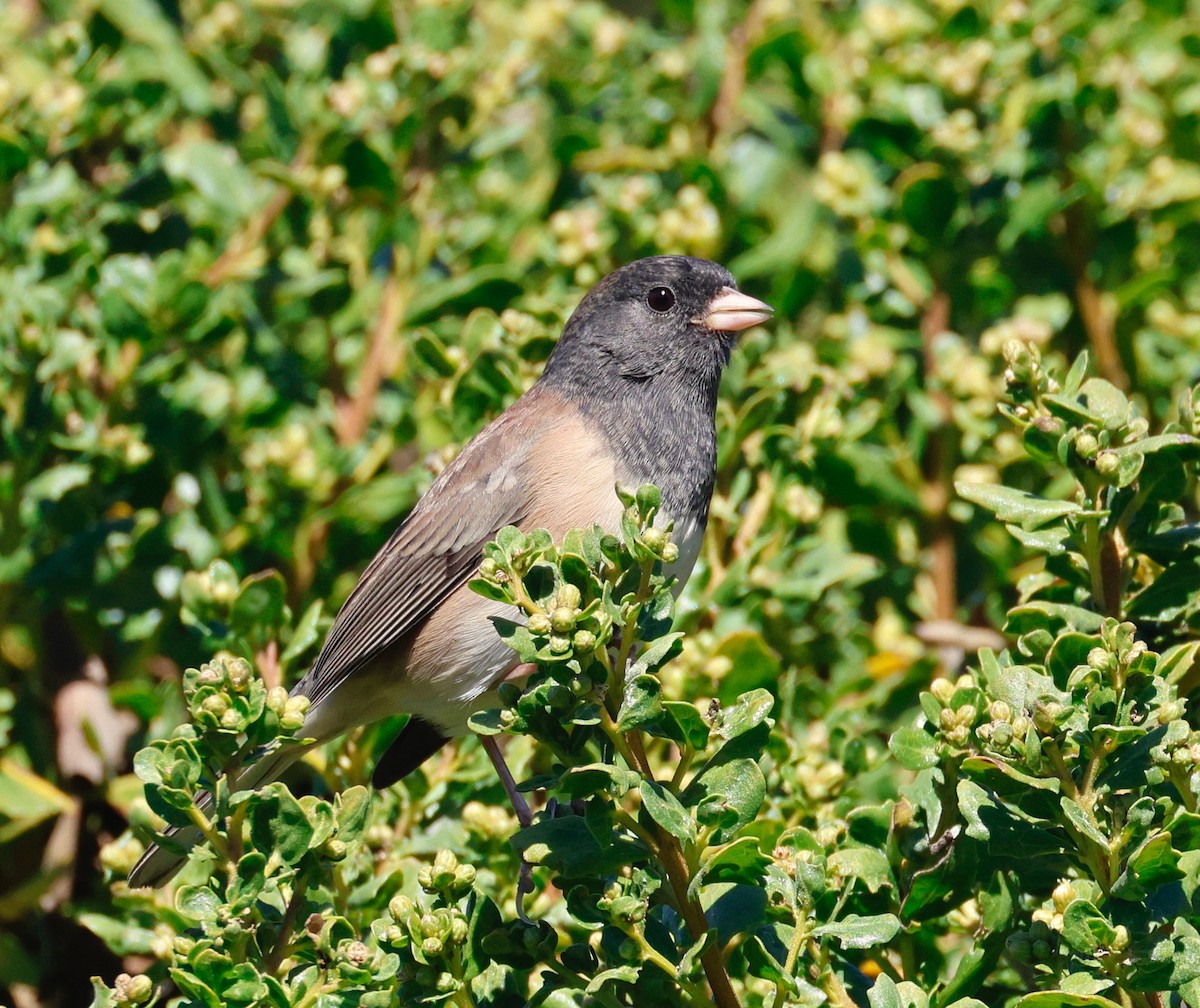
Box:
[129,255,772,887]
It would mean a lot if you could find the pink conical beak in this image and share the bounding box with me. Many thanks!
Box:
[696,287,774,331]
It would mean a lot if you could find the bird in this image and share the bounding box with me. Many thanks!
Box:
[128,255,772,887]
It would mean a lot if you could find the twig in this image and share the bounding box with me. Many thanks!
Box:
[919,289,958,626]
[708,0,770,140]
[1060,182,1129,390]
[334,267,410,445]
[204,140,315,288]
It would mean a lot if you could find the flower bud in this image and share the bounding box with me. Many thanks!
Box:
[557,584,582,609]
[524,842,551,864]
[641,527,669,553]
[930,678,955,705]
[528,613,552,635]
[1074,432,1099,459]
[549,634,571,653]
[479,558,500,579]
[1052,879,1076,912]
[389,894,414,920]
[322,839,347,861]
[422,936,443,957]
[987,700,1012,722]
[550,607,576,633]
[661,542,679,563]
[344,940,370,966]
[220,708,242,730]
[572,630,597,654]
[113,973,153,1006]
[1094,450,1120,479]
[201,694,230,717]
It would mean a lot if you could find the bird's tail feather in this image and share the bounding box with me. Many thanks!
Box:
[126,739,313,888]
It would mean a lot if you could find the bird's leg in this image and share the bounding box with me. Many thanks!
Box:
[501,660,537,683]
[479,733,538,923]
[480,734,533,828]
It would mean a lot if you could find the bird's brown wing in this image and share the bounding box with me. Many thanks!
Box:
[294,389,556,714]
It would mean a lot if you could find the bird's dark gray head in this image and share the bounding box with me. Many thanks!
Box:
[539,255,771,394]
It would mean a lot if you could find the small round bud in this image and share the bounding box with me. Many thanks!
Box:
[389,894,414,920]
[267,685,289,712]
[422,936,443,957]
[641,528,668,553]
[557,584,582,609]
[636,484,661,512]
[930,678,955,705]
[450,917,469,943]
[992,722,1014,748]
[549,634,571,653]
[220,708,242,730]
[572,630,597,653]
[661,542,679,563]
[226,658,253,693]
[550,607,576,633]
[344,940,370,966]
[1074,432,1099,459]
[113,973,153,1006]
[1095,450,1120,479]
[479,558,500,579]
[528,613,552,636]
[987,700,1012,722]
[322,839,347,861]
[201,694,229,717]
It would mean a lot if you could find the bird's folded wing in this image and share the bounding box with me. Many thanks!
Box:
[295,398,541,712]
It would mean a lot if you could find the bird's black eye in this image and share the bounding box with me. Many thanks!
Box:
[646,286,676,312]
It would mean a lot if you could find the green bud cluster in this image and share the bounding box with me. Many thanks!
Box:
[377,874,475,998]
[1001,339,1058,404]
[111,973,153,1006]
[416,849,477,897]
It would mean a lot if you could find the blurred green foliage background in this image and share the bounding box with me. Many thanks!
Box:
[3,0,1200,1003]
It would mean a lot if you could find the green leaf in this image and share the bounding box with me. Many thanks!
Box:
[1111,831,1183,899]
[665,701,710,749]
[617,674,664,732]
[231,570,287,635]
[699,881,768,943]
[827,847,894,893]
[1060,900,1117,955]
[890,726,939,770]
[956,482,1081,530]
[1060,797,1109,847]
[176,884,222,922]
[249,783,315,867]
[812,913,902,949]
[688,837,770,900]
[1014,994,1124,1008]
[718,688,775,739]
[281,600,324,667]
[639,779,696,842]
[493,619,538,662]
[688,757,766,844]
